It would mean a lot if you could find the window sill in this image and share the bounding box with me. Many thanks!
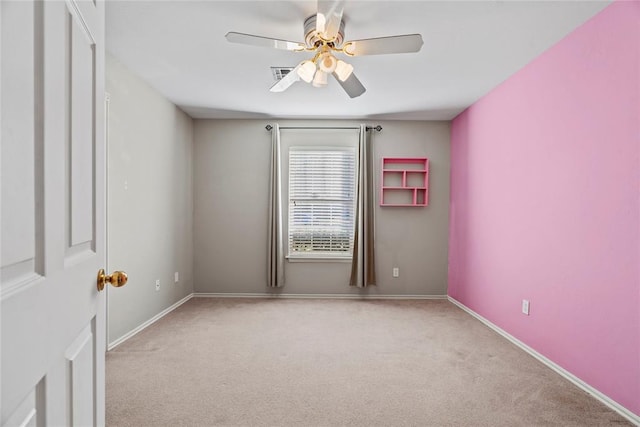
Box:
[286,255,352,263]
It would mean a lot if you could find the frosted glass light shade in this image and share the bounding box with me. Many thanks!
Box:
[312,70,328,87]
[335,60,354,82]
[297,60,317,83]
[318,53,337,73]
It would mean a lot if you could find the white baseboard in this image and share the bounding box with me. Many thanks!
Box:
[108,293,194,351]
[193,292,447,300]
[448,296,640,426]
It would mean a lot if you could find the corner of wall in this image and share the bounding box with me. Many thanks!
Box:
[106,53,196,345]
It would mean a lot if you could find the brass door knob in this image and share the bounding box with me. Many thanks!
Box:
[97,269,128,291]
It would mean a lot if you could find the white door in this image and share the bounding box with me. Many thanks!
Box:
[1,0,111,425]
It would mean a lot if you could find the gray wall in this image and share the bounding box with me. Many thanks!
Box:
[193,119,450,296]
[106,54,194,344]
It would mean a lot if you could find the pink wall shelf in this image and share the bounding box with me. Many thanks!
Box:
[380,157,429,207]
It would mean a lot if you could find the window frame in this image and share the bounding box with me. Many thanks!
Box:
[286,144,358,261]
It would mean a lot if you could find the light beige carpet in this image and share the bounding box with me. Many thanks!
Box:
[106,298,630,426]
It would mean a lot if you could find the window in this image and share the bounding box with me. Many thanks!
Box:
[288,147,356,258]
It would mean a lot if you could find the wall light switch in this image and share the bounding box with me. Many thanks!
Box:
[522,299,530,315]
[155,280,160,291]
[174,272,179,283]
[392,267,399,278]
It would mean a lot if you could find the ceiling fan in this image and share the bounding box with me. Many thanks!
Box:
[225,0,423,98]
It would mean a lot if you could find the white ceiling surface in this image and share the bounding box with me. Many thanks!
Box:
[106,1,610,121]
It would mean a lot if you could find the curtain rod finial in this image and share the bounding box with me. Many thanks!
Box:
[266,124,273,131]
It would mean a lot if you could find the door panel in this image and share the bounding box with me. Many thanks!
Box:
[65,324,96,426]
[1,1,106,425]
[2,380,45,427]
[0,0,44,298]
[69,4,96,249]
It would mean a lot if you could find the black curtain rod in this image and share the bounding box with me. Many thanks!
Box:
[265,125,382,132]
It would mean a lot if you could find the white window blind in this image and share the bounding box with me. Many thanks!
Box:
[288,147,356,257]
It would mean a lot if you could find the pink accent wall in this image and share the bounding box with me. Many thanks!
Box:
[449,1,639,416]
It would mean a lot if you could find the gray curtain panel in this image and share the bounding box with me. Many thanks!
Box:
[267,124,285,287]
[350,125,376,287]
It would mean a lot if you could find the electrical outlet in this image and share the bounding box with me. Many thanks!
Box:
[392,267,399,278]
[174,272,179,283]
[155,280,160,291]
[522,299,530,315]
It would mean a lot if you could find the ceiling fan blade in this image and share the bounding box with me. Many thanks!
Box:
[332,72,366,98]
[344,34,423,56]
[226,32,305,51]
[316,0,345,41]
[270,65,302,93]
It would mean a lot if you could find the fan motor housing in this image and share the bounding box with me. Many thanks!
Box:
[303,14,345,48]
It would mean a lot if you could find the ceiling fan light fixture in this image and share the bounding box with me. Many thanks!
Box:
[297,60,317,83]
[312,70,328,87]
[318,53,337,73]
[334,59,354,82]
[227,1,423,98]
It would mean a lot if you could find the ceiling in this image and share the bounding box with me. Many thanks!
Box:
[106,1,610,121]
